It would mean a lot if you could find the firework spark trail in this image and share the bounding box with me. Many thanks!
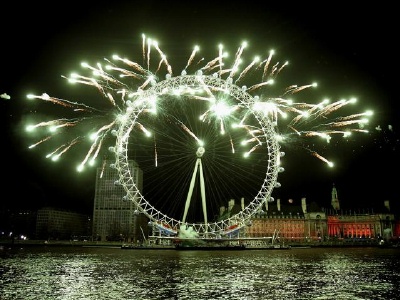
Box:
[310,150,333,166]
[47,144,67,158]
[178,120,201,144]
[100,159,107,178]
[194,95,215,102]
[111,56,150,77]
[219,119,225,134]
[234,123,263,146]
[270,62,280,77]
[152,41,173,75]
[328,120,367,127]
[288,111,310,127]
[28,136,52,148]
[184,45,200,71]
[138,76,155,91]
[289,107,367,135]
[156,58,165,75]
[218,68,233,76]
[62,74,105,94]
[218,44,224,74]
[246,144,261,156]
[292,84,316,94]
[28,119,77,129]
[243,136,262,146]
[103,63,143,80]
[136,122,151,137]
[235,56,260,84]
[206,63,224,73]
[229,136,235,154]
[303,101,327,117]
[195,57,205,66]
[304,130,347,137]
[146,37,152,70]
[269,61,288,78]
[228,42,247,80]
[289,100,342,126]
[80,139,102,167]
[79,63,125,89]
[282,84,315,96]
[80,131,110,168]
[92,138,104,163]
[350,128,369,133]
[316,99,351,117]
[284,85,298,94]
[337,112,370,121]
[247,80,273,92]
[287,84,316,96]
[48,138,80,159]
[105,93,118,108]
[275,61,289,77]
[154,136,158,167]
[260,50,274,81]
[28,93,97,112]
[201,56,222,73]
[142,34,146,66]
[287,125,301,136]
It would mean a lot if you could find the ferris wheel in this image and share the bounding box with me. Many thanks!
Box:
[111,72,283,239]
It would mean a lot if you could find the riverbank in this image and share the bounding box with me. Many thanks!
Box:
[0,239,123,248]
[2,239,396,249]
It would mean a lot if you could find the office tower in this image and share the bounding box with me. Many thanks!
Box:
[92,159,144,242]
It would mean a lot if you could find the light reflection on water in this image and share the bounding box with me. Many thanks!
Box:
[0,246,399,300]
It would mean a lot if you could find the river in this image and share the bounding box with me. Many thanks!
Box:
[0,245,398,299]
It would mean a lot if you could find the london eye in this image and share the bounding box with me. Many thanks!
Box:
[111,72,282,239]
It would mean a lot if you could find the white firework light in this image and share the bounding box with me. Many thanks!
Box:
[25,34,372,238]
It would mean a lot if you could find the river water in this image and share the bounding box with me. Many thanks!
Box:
[0,246,399,300]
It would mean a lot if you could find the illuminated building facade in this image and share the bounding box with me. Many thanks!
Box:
[92,159,144,242]
[231,186,398,245]
[243,198,327,243]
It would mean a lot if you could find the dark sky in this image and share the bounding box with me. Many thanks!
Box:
[2,2,398,215]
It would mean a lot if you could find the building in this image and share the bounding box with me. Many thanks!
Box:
[242,197,326,243]
[3,175,398,245]
[35,207,90,240]
[92,159,145,242]
[238,185,398,245]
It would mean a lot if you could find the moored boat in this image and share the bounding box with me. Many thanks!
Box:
[121,243,174,250]
[245,243,291,250]
[175,243,246,250]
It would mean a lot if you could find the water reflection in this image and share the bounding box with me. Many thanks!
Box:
[0,247,398,299]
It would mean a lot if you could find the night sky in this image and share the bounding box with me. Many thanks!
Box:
[2,3,398,215]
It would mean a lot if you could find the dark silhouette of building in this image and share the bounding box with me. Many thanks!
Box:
[35,207,91,240]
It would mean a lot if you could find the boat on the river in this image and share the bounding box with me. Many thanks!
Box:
[121,241,290,250]
[122,229,291,250]
[175,243,246,250]
[245,242,291,250]
[121,243,174,250]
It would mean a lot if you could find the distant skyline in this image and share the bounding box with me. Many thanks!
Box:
[2,3,398,215]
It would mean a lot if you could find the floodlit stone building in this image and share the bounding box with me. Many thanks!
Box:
[231,185,398,245]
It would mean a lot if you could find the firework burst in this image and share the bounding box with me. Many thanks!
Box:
[25,34,372,172]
